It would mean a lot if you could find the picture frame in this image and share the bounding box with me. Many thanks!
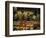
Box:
[5,1,45,37]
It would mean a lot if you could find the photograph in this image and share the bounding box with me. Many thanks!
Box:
[5,1,45,37]
[13,7,40,31]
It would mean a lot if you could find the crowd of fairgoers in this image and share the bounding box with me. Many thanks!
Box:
[13,20,40,30]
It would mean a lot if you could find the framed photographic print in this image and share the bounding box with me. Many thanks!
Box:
[5,1,45,37]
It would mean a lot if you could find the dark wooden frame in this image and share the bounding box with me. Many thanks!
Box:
[5,1,45,37]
